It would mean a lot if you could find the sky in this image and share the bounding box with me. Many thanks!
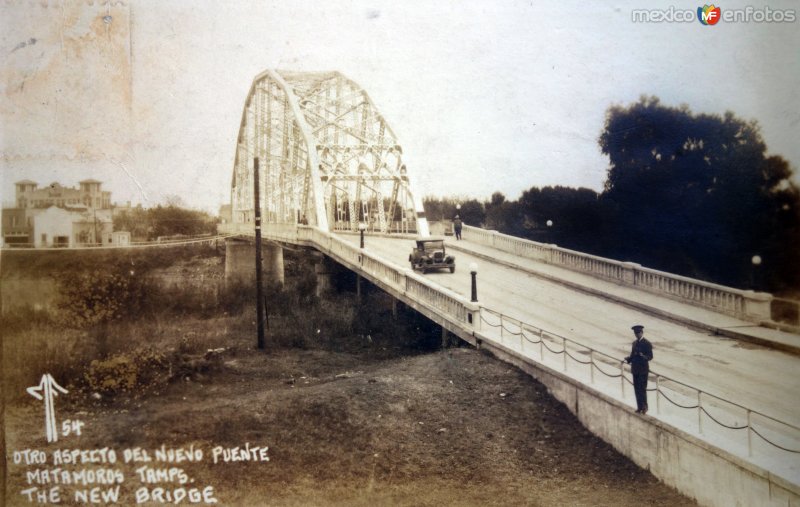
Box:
[2,0,799,214]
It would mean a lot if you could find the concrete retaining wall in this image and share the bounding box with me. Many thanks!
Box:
[477,337,800,507]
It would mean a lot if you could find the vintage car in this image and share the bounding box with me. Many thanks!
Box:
[409,237,455,273]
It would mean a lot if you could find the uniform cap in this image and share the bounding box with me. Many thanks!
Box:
[631,325,644,331]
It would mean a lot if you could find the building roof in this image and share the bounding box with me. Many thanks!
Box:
[15,179,37,185]
[79,179,102,184]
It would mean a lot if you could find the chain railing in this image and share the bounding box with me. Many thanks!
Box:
[478,307,800,458]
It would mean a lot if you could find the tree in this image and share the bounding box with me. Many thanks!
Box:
[485,192,524,235]
[114,207,150,240]
[517,186,605,250]
[455,199,485,228]
[598,96,800,292]
[113,205,218,241]
[149,205,217,239]
[422,196,486,228]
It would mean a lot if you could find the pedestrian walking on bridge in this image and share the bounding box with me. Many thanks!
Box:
[453,215,463,240]
[624,324,653,414]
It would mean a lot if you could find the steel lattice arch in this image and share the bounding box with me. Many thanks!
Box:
[230,70,429,236]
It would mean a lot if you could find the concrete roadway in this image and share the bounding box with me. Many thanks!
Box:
[342,234,800,429]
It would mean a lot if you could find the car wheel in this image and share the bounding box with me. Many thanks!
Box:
[449,266,455,273]
[422,267,428,274]
[410,261,416,270]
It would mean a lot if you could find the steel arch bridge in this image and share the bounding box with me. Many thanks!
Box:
[230,70,430,237]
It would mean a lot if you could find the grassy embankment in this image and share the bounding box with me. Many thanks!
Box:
[1,244,440,405]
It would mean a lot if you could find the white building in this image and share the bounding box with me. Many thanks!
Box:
[3,178,122,248]
[31,206,113,248]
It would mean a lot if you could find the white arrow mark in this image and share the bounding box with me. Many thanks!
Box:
[27,374,68,443]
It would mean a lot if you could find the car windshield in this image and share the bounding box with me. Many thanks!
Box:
[420,240,444,250]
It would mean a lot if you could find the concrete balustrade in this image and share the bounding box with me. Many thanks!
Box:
[462,225,775,323]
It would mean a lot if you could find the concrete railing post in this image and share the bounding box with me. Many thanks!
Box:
[499,314,505,341]
[469,307,481,332]
[742,291,773,321]
[538,330,544,360]
[656,376,661,414]
[747,410,753,457]
[698,391,703,434]
[621,262,640,286]
[544,243,556,264]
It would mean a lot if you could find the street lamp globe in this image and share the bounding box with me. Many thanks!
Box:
[751,255,762,266]
[469,262,478,273]
[546,220,553,227]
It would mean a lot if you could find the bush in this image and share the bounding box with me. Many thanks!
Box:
[57,268,146,328]
[84,348,169,395]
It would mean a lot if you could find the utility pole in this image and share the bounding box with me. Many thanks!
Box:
[92,205,99,246]
[254,157,265,350]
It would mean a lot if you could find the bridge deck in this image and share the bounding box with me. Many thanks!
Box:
[449,237,800,352]
[340,233,800,484]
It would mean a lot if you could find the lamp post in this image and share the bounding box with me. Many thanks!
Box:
[359,222,366,249]
[751,254,762,290]
[469,262,478,302]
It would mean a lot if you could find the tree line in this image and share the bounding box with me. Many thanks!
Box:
[114,204,218,241]
[424,97,800,295]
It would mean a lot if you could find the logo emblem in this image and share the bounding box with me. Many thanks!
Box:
[698,4,721,25]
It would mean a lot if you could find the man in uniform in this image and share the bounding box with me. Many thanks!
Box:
[624,324,653,414]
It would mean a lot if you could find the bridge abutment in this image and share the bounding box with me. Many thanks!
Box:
[314,255,343,297]
[225,238,285,286]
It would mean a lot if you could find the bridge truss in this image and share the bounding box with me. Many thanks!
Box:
[230,70,429,236]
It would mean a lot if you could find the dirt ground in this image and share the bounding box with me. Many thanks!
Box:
[3,249,697,505]
[5,334,697,506]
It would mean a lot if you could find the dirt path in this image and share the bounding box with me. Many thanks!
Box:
[5,345,696,506]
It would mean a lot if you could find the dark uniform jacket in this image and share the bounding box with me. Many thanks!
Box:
[625,337,653,374]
